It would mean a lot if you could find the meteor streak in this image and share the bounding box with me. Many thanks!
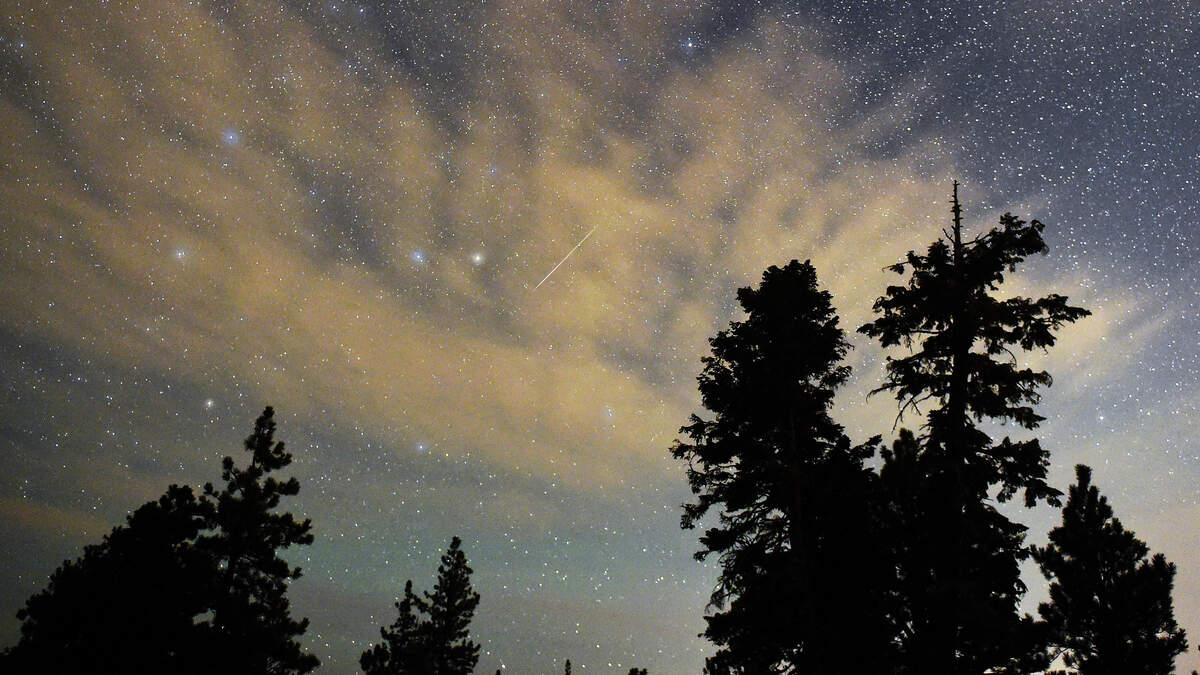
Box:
[532,225,597,290]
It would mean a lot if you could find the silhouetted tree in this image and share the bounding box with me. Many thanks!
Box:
[1035,465,1187,674]
[860,183,1090,673]
[199,406,319,674]
[1,486,214,673]
[2,407,318,674]
[361,537,480,674]
[672,260,892,673]
[362,580,434,674]
[564,659,572,675]
[424,537,481,672]
[628,669,648,675]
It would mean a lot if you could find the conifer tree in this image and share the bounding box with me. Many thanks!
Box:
[1036,465,1187,674]
[2,407,318,674]
[672,260,892,673]
[362,580,434,674]
[1,486,214,672]
[361,537,480,674]
[423,537,481,672]
[860,183,1089,673]
[200,406,319,674]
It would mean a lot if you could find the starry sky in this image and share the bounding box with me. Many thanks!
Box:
[1,0,1197,672]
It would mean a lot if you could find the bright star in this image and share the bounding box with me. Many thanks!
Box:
[471,251,485,265]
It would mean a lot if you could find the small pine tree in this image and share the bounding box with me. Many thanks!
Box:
[1036,465,1187,674]
[564,659,572,675]
[361,537,480,674]
[423,537,481,672]
[361,580,435,674]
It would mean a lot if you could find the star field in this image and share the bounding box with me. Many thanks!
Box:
[1,1,1197,672]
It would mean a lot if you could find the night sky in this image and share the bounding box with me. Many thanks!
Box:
[2,1,1197,672]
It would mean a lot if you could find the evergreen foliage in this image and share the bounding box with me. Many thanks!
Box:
[361,536,481,674]
[860,183,1089,673]
[362,580,434,674]
[1,486,215,673]
[200,406,319,674]
[672,260,892,673]
[2,407,318,674]
[1036,465,1187,674]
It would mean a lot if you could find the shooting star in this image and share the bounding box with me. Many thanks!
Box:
[532,225,597,291]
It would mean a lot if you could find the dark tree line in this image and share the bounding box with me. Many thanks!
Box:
[673,183,1188,674]
[1,408,496,675]
[3,186,1189,675]
[2,408,641,674]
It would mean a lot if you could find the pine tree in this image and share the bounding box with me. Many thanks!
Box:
[672,259,892,673]
[423,536,481,672]
[361,580,435,674]
[2,407,318,674]
[361,537,480,674]
[859,183,1090,673]
[1,485,215,673]
[564,659,572,675]
[199,406,319,674]
[1036,465,1187,674]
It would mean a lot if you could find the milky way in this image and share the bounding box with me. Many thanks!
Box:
[1,1,1197,672]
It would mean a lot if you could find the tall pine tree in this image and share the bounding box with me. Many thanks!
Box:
[199,406,318,674]
[672,260,892,673]
[1036,465,1187,674]
[860,183,1089,674]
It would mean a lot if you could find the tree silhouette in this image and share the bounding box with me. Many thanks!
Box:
[564,659,572,675]
[362,580,435,674]
[2,407,318,674]
[860,183,1090,673]
[362,536,480,674]
[2,486,215,672]
[672,260,892,673]
[1036,465,1187,674]
[199,406,319,674]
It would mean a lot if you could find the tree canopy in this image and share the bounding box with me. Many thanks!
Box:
[859,183,1089,674]
[362,536,481,674]
[672,259,892,673]
[2,407,318,674]
[1036,465,1187,674]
